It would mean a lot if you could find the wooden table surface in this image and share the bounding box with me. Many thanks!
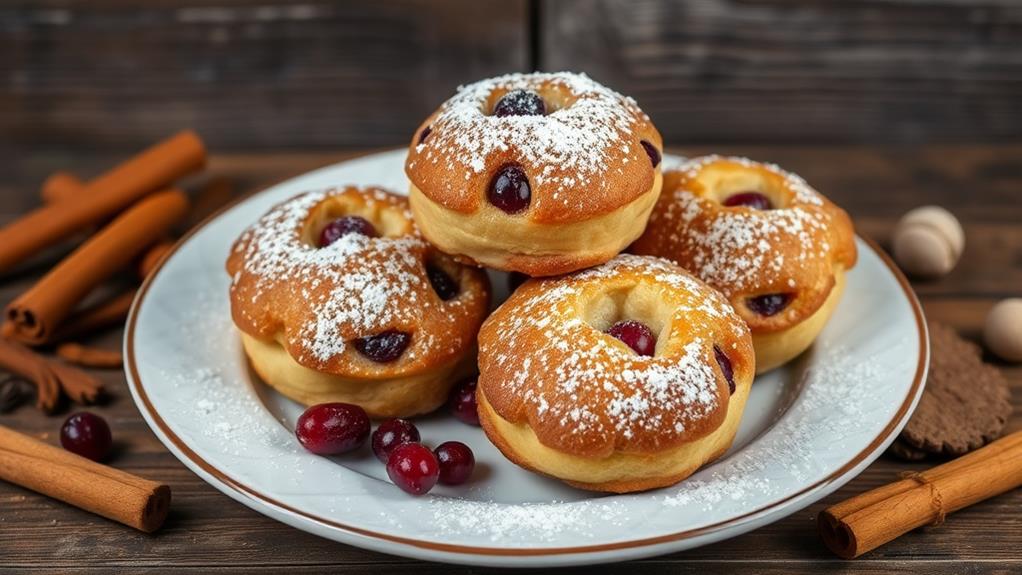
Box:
[0,146,1019,574]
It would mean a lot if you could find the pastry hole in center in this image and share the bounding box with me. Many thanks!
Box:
[700,164,790,209]
[583,285,671,357]
[302,196,411,247]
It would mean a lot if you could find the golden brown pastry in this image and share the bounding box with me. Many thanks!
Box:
[477,255,754,493]
[632,156,857,373]
[405,72,663,276]
[227,186,490,417]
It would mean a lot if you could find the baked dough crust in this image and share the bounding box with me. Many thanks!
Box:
[227,186,490,417]
[477,255,754,492]
[406,72,663,276]
[632,156,856,372]
[408,174,661,276]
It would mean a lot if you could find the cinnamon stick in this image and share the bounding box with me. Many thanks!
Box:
[0,339,102,412]
[40,169,175,279]
[37,239,167,345]
[0,131,204,273]
[31,235,165,345]
[56,343,123,369]
[40,171,85,204]
[0,425,170,532]
[45,290,137,345]
[138,240,174,279]
[819,430,1022,558]
[5,190,189,345]
[41,170,234,229]
[187,175,236,227]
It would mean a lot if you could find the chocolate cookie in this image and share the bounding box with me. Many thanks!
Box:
[892,321,1012,460]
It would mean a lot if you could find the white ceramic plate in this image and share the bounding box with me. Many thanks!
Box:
[126,150,927,567]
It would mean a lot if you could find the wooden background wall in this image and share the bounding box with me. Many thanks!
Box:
[2,0,1020,151]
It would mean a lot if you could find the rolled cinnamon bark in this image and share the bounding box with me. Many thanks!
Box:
[138,240,175,279]
[56,343,123,369]
[44,290,136,345]
[5,190,189,345]
[41,169,234,230]
[0,131,204,273]
[0,425,170,532]
[819,430,1022,558]
[0,338,102,412]
[40,171,85,204]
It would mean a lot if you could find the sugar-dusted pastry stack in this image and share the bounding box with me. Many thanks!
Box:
[227,72,857,493]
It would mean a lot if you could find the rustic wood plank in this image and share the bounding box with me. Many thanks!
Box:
[0,146,1019,573]
[542,0,1022,144]
[0,1,527,150]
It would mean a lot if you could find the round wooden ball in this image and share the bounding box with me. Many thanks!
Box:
[984,298,1022,362]
[892,206,964,278]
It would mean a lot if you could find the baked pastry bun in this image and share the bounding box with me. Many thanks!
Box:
[227,186,490,418]
[631,156,857,373]
[477,255,754,493]
[406,72,663,276]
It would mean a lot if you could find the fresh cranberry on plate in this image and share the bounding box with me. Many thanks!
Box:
[295,402,370,455]
[386,442,440,496]
[371,418,420,463]
[448,378,480,426]
[435,441,475,486]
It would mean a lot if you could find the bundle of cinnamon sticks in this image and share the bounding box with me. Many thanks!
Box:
[0,131,233,413]
[820,429,1022,558]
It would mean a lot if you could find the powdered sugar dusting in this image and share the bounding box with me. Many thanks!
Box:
[228,188,482,367]
[409,72,653,211]
[431,498,626,543]
[645,155,844,297]
[481,255,749,452]
[662,340,887,509]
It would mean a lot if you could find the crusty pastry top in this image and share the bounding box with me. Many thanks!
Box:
[405,72,663,224]
[226,187,489,378]
[632,156,857,333]
[478,255,754,458]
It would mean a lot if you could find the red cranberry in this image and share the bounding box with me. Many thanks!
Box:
[488,165,530,214]
[371,418,420,463]
[640,140,661,168]
[747,293,792,317]
[607,320,656,357]
[386,442,439,496]
[426,264,459,301]
[295,403,370,455]
[353,330,411,363]
[493,89,546,117]
[318,216,378,247]
[448,378,480,426]
[723,192,772,210]
[417,125,432,145]
[713,345,736,395]
[60,412,112,462]
[435,441,475,486]
[508,271,529,292]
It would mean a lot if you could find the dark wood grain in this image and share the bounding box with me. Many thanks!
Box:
[0,146,1020,574]
[0,1,528,151]
[542,0,1022,144]
[6,0,1022,153]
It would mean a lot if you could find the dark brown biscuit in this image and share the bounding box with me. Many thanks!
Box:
[888,439,929,461]
[891,321,1012,460]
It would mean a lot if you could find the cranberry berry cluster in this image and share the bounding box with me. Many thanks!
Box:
[294,377,480,496]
